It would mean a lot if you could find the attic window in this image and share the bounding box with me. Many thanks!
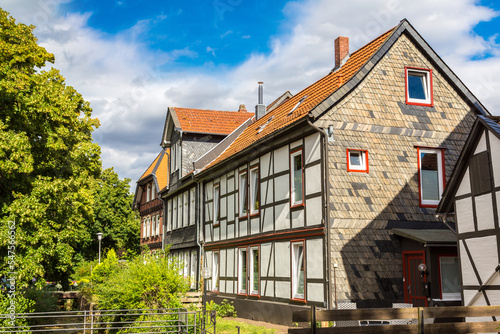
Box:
[405,67,433,107]
[288,96,308,115]
[257,116,275,133]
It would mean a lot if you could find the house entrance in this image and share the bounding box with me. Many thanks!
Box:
[403,251,428,307]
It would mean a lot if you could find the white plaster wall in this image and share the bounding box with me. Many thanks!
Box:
[227,248,235,278]
[290,139,302,150]
[274,146,289,173]
[456,167,471,197]
[260,152,272,178]
[263,280,274,297]
[206,182,213,201]
[305,133,321,164]
[307,283,324,302]
[228,173,235,193]
[275,203,289,231]
[205,225,211,243]
[476,193,495,231]
[306,238,324,279]
[239,219,248,237]
[275,174,290,202]
[305,164,322,195]
[459,240,479,286]
[221,174,227,194]
[227,280,234,294]
[250,217,259,234]
[261,179,274,206]
[262,207,274,232]
[227,223,234,239]
[261,243,274,277]
[275,242,291,277]
[291,209,304,228]
[227,194,235,221]
[275,281,291,299]
[306,196,322,226]
[456,197,475,233]
[466,236,499,283]
[491,133,500,188]
[220,220,227,240]
[213,226,219,242]
[474,132,487,154]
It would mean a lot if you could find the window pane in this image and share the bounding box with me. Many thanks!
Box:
[213,252,219,291]
[240,249,247,292]
[349,151,361,166]
[441,257,460,298]
[240,173,248,215]
[214,186,220,223]
[293,154,303,204]
[421,152,439,201]
[250,169,259,212]
[293,243,304,298]
[252,249,259,293]
[408,74,426,100]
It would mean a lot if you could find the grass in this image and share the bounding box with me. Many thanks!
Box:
[216,317,277,334]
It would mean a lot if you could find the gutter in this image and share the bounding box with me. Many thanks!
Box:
[306,115,333,310]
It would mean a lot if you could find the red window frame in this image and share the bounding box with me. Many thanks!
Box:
[213,182,220,226]
[290,239,306,302]
[238,170,249,218]
[346,149,369,173]
[416,146,446,208]
[290,148,305,208]
[405,66,433,107]
[248,244,261,297]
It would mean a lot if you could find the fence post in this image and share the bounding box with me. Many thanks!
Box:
[310,305,316,334]
[90,310,94,334]
[418,307,424,334]
[83,310,87,334]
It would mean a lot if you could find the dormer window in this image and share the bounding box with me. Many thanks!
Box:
[405,67,433,107]
[146,184,151,202]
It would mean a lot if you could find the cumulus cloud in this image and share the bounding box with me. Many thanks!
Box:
[1,0,499,188]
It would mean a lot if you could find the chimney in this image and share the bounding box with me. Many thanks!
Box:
[238,104,247,112]
[255,82,266,120]
[334,36,349,69]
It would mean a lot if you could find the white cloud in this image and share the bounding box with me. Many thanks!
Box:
[1,0,499,188]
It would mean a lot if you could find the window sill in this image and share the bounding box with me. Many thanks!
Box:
[249,212,260,217]
[290,203,305,209]
[291,297,306,303]
[419,203,438,208]
[406,100,433,107]
[347,168,368,173]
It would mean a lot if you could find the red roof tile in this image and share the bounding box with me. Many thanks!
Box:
[174,107,254,135]
[203,28,395,170]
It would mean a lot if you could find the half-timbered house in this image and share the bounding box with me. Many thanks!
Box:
[194,19,490,324]
[159,106,254,289]
[437,115,500,307]
[133,149,169,251]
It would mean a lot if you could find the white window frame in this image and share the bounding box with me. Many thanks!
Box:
[167,199,172,232]
[239,170,248,218]
[290,149,304,207]
[151,215,156,237]
[146,217,151,238]
[172,197,178,230]
[213,183,220,225]
[212,251,219,292]
[190,250,197,289]
[249,246,260,296]
[249,166,259,215]
[151,182,156,200]
[142,218,147,239]
[183,191,188,228]
[177,194,183,228]
[406,67,432,106]
[417,147,444,207]
[291,241,305,300]
[238,247,248,294]
[146,184,151,202]
[347,149,368,172]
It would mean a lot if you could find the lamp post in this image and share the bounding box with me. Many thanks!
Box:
[97,232,103,264]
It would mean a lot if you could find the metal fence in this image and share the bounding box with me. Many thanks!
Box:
[0,308,216,334]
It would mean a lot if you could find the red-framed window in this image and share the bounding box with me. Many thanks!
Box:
[236,245,260,297]
[212,250,219,292]
[438,255,460,301]
[238,170,248,218]
[405,66,433,107]
[249,165,260,216]
[417,147,445,207]
[291,240,306,301]
[213,183,220,226]
[290,148,304,208]
[346,149,369,173]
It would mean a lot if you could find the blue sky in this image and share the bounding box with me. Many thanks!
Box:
[2,0,500,188]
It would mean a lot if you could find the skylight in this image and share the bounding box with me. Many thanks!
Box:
[257,116,274,133]
[288,95,308,115]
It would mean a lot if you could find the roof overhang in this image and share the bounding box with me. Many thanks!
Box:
[391,228,457,246]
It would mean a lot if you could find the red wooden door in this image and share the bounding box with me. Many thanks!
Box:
[403,251,428,307]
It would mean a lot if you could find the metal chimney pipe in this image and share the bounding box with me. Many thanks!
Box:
[258,82,263,105]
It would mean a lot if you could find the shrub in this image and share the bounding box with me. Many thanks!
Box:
[206,299,236,317]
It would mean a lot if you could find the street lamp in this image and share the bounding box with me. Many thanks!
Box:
[97,232,103,264]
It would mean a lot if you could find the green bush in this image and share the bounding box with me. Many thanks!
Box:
[0,290,34,332]
[206,299,236,317]
[23,286,59,313]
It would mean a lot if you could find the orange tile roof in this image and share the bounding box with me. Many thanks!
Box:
[138,148,170,191]
[173,107,254,135]
[203,28,395,170]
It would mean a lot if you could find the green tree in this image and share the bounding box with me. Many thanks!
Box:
[0,8,101,289]
[80,168,140,261]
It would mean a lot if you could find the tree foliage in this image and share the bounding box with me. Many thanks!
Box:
[0,8,101,288]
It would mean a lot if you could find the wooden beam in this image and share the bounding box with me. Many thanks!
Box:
[424,305,500,318]
[292,308,418,322]
[288,324,417,334]
[424,321,500,334]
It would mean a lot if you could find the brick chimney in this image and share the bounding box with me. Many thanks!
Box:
[238,104,247,112]
[335,36,349,69]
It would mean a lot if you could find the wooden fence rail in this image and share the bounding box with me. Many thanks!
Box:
[289,305,500,334]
